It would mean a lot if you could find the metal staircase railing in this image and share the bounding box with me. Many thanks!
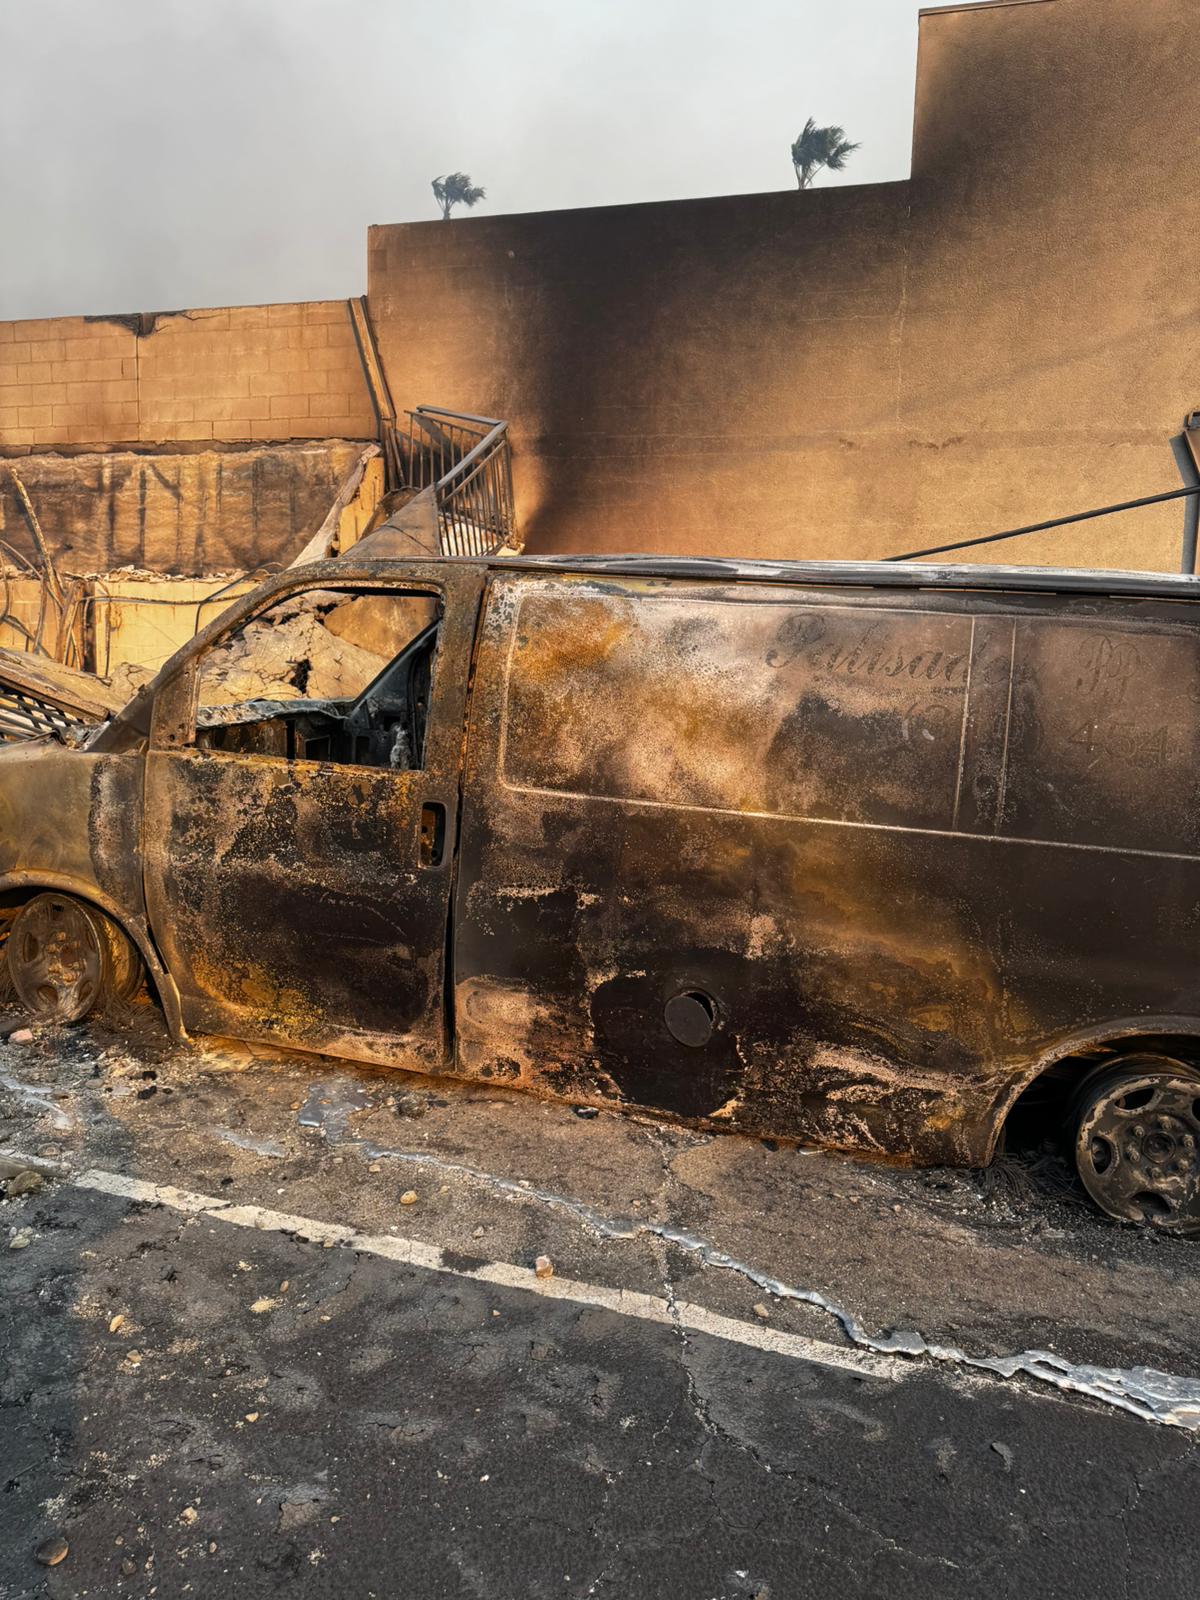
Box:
[405,407,516,557]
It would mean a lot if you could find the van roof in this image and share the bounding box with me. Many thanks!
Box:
[481,554,1200,602]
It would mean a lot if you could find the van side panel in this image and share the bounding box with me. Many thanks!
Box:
[452,574,1200,1163]
[0,743,146,920]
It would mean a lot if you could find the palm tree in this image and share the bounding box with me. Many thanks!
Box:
[790,119,860,189]
[431,173,487,221]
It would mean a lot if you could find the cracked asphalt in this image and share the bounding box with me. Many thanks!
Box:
[2,1002,1200,1598]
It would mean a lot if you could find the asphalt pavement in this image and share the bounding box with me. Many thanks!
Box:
[2,1006,1198,1598]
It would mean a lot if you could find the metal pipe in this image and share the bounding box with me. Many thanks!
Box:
[887,482,1200,564]
[1171,427,1200,575]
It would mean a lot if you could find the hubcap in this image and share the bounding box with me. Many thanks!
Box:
[1075,1068,1200,1234]
[7,894,108,1024]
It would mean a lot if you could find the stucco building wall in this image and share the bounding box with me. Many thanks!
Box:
[368,0,1198,569]
[1,0,1190,573]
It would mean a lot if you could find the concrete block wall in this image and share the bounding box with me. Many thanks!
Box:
[0,302,375,449]
[0,320,138,448]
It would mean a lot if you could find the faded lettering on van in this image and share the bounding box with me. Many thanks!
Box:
[1002,620,1200,853]
[1067,720,1181,767]
[767,613,971,686]
[1073,632,1142,709]
[501,586,975,831]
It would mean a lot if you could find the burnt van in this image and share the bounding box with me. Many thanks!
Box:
[2,553,1198,1234]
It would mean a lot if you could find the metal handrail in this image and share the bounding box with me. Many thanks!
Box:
[406,406,516,557]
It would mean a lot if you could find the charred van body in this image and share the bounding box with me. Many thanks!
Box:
[1,554,1198,1233]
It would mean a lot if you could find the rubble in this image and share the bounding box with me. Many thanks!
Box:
[34,1537,68,1567]
[5,1168,43,1196]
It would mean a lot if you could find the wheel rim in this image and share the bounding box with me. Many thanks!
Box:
[7,894,108,1024]
[1074,1067,1200,1234]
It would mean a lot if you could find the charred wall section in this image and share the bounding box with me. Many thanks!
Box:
[900,0,1197,570]
[368,0,1198,569]
[0,442,367,574]
[368,184,910,561]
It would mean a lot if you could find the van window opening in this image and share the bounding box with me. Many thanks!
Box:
[193,587,442,771]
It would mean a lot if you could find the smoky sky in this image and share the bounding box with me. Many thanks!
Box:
[0,0,985,320]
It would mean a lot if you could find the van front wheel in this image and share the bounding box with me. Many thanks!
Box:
[1071,1058,1200,1236]
[7,893,116,1025]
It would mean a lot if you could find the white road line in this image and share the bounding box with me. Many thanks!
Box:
[75,1167,909,1382]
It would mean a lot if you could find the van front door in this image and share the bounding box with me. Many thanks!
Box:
[141,561,484,1068]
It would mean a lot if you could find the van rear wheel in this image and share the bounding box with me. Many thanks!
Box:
[7,893,116,1024]
[1071,1058,1200,1236]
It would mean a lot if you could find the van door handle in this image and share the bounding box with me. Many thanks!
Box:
[420,802,446,868]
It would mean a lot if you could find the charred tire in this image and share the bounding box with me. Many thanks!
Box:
[1071,1056,1200,1237]
[7,892,116,1025]
[93,907,145,1008]
[0,910,16,1003]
